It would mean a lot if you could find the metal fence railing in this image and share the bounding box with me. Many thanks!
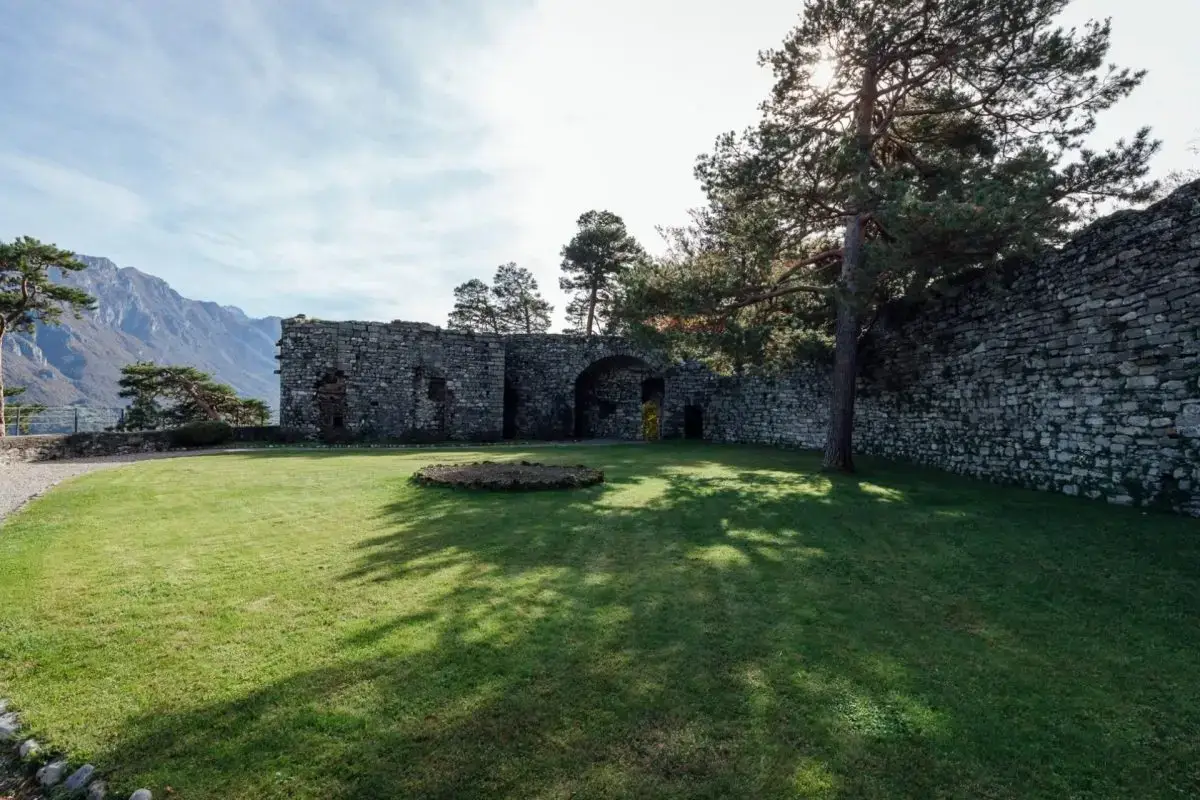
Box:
[2,406,279,437]
[3,406,126,437]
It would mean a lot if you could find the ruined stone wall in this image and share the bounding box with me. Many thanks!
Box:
[584,364,652,440]
[706,366,832,448]
[687,184,1200,515]
[278,318,505,441]
[851,185,1200,514]
[504,335,668,439]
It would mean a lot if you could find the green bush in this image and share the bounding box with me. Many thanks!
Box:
[170,420,234,448]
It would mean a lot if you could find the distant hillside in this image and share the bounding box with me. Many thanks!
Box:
[2,255,281,409]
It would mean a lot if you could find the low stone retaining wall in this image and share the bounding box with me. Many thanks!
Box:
[0,427,285,465]
[0,432,166,465]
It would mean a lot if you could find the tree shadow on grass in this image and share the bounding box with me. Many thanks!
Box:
[98,445,1200,799]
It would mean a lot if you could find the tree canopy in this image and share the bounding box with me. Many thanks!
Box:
[447,264,553,335]
[621,0,1158,470]
[117,362,271,430]
[559,210,646,336]
[0,236,96,436]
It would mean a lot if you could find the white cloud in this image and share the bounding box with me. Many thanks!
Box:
[0,155,150,228]
[0,0,1195,327]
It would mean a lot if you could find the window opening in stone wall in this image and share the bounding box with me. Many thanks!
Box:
[684,405,704,440]
[427,377,447,401]
[641,377,665,402]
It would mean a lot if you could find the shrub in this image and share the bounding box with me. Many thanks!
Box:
[170,420,234,448]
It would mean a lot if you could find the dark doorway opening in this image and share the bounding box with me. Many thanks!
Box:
[683,405,704,440]
[502,383,519,440]
[315,370,348,442]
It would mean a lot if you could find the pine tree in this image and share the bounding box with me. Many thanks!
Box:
[628,0,1158,471]
[446,278,502,334]
[559,210,646,336]
[0,237,95,436]
[491,263,553,334]
[116,362,266,429]
[446,265,553,334]
[239,398,273,426]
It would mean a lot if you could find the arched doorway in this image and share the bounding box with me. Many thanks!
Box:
[573,355,660,440]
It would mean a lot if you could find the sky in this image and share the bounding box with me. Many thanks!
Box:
[1,0,1197,327]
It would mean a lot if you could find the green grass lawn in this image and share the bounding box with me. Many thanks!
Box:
[0,443,1198,799]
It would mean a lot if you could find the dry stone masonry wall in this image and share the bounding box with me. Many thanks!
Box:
[278,319,506,442]
[854,183,1200,514]
[277,182,1200,516]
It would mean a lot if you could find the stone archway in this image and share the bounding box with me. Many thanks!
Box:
[573,355,659,440]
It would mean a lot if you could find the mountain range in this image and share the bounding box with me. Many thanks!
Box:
[3,255,282,410]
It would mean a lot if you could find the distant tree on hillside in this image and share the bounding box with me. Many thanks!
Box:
[559,210,646,336]
[447,264,553,334]
[0,237,95,436]
[117,362,271,430]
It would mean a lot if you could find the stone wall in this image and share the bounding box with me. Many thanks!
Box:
[502,335,668,440]
[581,360,654,439]
[851,184,1200,515]
[0,431,175,464]
[0,428,287,464]
[707,366,832,448]
[684,184,1200,515]
[278,318,506,442]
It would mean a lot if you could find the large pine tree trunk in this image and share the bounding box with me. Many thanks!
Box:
[823,216,865,472]
[585,286,598,337]
[822,67,878,473]
[0,330,7,438]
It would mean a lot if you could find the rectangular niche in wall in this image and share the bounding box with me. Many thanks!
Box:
[683,405,704,440]
[427,377,448,436]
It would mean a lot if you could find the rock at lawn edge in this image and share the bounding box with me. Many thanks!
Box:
[88,780,109,800]
[129,789,153,800]
[18,738,39,758]
[65,764,97,792]
[38,758,69,786]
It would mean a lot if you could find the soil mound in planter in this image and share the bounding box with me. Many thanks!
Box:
[412,460,604,491]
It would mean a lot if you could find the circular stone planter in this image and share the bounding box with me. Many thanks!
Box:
[411,461,604,491]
